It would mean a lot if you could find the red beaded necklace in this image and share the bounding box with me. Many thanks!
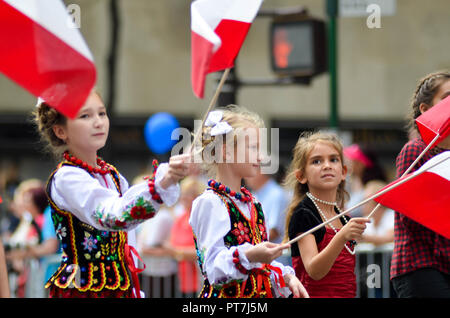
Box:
[207,179,251,203]
[63,151,111,175]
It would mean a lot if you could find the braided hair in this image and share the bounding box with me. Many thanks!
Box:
[407,70,450,137]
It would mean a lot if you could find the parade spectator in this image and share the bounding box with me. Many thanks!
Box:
[360,180,394,248]
[0,239,9,298]
[245,170,289,244]
[166,177,204,297]
[344,144,386,217]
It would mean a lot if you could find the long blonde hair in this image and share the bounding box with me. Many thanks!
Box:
[283,131,348,242]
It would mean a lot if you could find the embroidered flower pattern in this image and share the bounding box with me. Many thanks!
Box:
[82,232,98,252]
[130,205,148,219]
[92,196,156,230]
[55,223,67,240]
[223,195,267,248]
[231,222,251,244]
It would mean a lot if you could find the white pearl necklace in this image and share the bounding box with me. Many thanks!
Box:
[306,192,356,255]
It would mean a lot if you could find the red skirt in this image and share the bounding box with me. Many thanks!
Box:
[292,227,356,298]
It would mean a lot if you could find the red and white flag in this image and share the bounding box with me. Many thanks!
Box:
[0,0,96,119]
[374,151,450,239]
[191,0,263,98]
[415,95,450,146]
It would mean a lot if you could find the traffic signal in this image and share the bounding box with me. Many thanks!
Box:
[270,14,327,78]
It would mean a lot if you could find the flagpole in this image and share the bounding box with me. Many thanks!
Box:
[367,133,441,218]
[189,68,231,155]
[286,153,449,246]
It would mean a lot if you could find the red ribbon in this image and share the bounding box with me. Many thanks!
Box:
[251,264,287,298]
[255,270,273,298]
[265,264,286,288]
[124,244,146,298]
[262,264,286,298]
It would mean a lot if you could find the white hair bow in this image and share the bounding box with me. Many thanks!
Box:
[35,97,45,107]
[204,111,232,136]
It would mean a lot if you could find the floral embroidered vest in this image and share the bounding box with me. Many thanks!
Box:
[45,162,131,293]
[195,188,273,298]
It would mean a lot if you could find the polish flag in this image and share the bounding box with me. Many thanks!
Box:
[415,95,450,146]
[374,151,450,239]
[191,0,263,98]
[0,0,96,119]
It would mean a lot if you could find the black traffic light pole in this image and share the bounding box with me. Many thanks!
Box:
[326,0,339,129]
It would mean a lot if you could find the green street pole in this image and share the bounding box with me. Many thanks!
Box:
[326,0,339,129]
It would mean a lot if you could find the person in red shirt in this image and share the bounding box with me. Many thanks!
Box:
[391,70,450,298]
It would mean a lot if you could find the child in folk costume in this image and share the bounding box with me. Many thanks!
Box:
[189,105,308,298]
[391,71,450,298]
[284,131,370,298]
[34,91,191,298]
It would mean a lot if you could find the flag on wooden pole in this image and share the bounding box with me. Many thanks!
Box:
[367,91,450,219]
[0,0,96,118]
[190,0,263,98]
[374,151,450,239]
[415,95,450,146]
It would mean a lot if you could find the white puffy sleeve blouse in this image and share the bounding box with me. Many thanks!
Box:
[49,162,180,233]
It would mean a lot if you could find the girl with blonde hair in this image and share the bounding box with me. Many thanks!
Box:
[190,105,308,298]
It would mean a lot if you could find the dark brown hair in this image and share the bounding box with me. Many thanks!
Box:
[407,70,450,136]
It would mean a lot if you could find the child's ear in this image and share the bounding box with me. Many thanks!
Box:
[341,164,348,181]
[295,169,307,184]
[419,102,431,114]
[52,125,67,143]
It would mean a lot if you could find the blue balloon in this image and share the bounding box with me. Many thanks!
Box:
[144,112,179,154]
